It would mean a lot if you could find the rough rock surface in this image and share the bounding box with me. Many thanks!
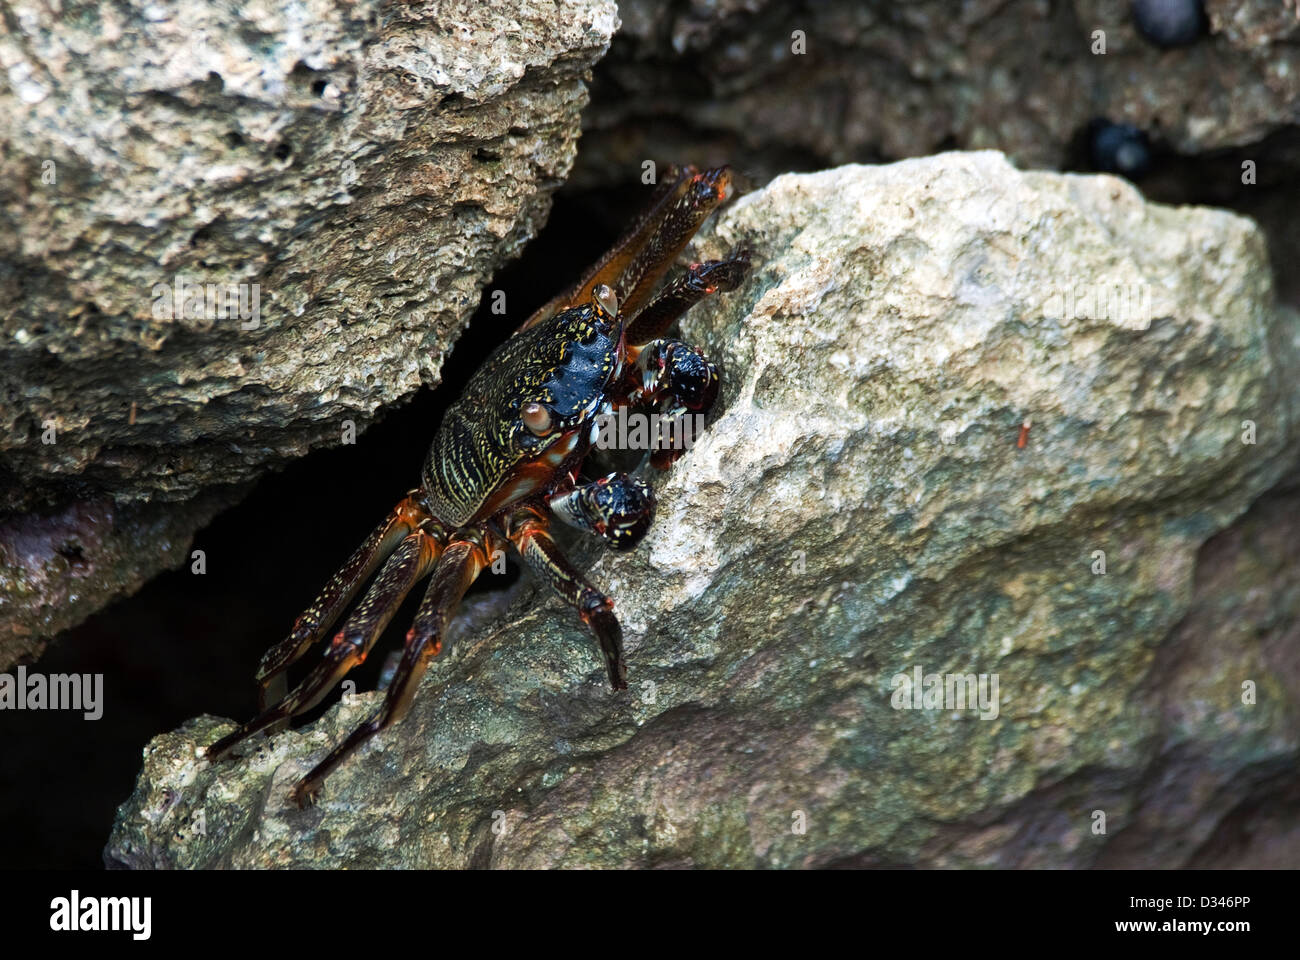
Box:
[0,489,236,669]
[0,0,619,662]
[105,154,1300,868]
[575,0,1300,185]
[1101,479,1300,868]
[0,0,617,513]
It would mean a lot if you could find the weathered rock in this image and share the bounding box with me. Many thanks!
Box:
[1099,479,1300,869]
[0,489,238,670]
[105,154,1300,868]
[0,0,618,513]
[0,0,619,661]
[574,0,1300,185]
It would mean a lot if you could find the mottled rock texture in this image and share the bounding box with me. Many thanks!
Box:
[0,0,619,662]
[106,154,1300,868]
[0,490,235,670]
[575,0,1300,185]
[1099,479,1300,869]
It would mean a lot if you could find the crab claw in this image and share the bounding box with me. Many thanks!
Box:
[635,339,720,413]
[549,473,656,552]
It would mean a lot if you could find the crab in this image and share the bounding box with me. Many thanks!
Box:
[205,165,752,807]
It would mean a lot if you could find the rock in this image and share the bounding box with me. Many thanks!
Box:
[573,0,1300,185]
[0,0,619,662]
[0,490,237,669]
[105,153,1300,868]
[0,0,618,512]
[1098,479,1300,869]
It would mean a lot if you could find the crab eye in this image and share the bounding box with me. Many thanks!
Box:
[521,402,553,436]
[593,284,618,317]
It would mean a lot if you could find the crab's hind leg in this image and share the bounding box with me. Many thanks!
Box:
[611,166,735,321]
[206,523,444,763]
[254,492,431,710]
[505,505,627,690]
[288,534,491,807]
[520,165,694,331]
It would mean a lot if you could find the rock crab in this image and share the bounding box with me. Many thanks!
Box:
[206,165,751,806]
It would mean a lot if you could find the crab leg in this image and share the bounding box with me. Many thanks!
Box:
[505,505,627,690]
[520,164,698,331]
[289,536,491,806]
[612,166,735,320]
[624,248,751,346]
[254,492,433,709]
[206,526,443,763]
[522,165,734,330]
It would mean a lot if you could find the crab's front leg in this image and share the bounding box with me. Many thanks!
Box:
[621,338,720,469]
[612,249,751,468]
[505,505,628,690]
[623,249,750,346]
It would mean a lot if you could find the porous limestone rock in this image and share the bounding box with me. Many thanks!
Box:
[106,153,1300,868]
[0,0,619,661]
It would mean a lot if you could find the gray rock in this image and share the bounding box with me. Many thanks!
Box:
[1097,479,1300,869]
[0,0,619,661]
[105,153,1300,868]
[574,0,1300,185]
[0,0,620,508]
[0,490,238,669]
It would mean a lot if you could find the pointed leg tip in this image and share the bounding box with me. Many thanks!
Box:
[289,780,321,809]
[204,734,237,764]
